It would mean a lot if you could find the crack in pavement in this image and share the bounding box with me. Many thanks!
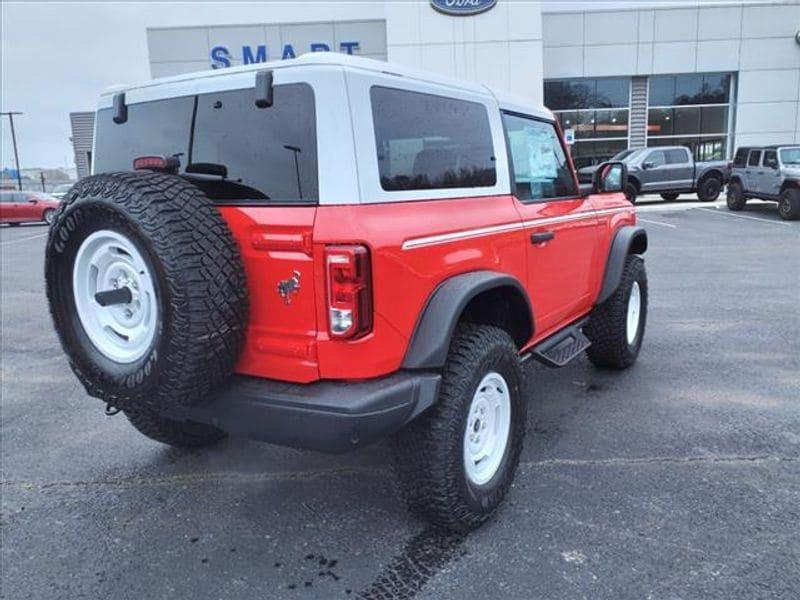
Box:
[2,454,796,492]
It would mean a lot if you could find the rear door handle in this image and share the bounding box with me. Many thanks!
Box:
[531,231,555,244]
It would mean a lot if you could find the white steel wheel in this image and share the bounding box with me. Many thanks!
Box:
[463,371,512,486]
[72,230,158,364]
[626,281,642,345]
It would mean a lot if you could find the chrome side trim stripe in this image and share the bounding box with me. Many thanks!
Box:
[401,207,633,250]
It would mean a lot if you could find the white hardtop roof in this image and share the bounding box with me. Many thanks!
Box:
[100,52,552,121]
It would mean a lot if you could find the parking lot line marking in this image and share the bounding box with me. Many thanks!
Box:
[698,207,793,227]
[0,231,49,245]
[638,217,677,229]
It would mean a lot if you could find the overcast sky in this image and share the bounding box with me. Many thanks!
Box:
[0,0,780,171]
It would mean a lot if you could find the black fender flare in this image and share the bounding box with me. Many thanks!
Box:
[402,271,532,370]
[596,226,648,305]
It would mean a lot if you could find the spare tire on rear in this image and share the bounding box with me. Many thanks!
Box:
[45,171,248,411]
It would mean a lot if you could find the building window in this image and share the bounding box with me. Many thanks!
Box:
[647,72,733,161]
[545,77,631,169]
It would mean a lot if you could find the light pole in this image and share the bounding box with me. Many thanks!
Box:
[1,111,24,191]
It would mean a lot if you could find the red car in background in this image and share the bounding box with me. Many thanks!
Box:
[0,190,61,225]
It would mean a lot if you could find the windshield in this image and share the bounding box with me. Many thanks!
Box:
[611,149,635,161]
[779,147,800,165]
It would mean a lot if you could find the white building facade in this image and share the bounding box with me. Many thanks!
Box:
[69,1,800,177]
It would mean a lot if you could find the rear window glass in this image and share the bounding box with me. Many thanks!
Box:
[370,86,496,192]
[93,84,318,204]
[94,96,193,174]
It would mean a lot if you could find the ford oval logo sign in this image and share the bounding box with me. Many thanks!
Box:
[430,0,497,16]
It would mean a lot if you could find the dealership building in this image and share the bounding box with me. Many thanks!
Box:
[72,0,800,176]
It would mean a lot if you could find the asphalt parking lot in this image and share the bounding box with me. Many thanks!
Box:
[2,198,799,600]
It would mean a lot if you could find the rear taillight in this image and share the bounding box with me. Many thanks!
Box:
[325,245,372,339]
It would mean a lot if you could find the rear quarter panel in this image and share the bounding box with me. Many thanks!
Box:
[312,195,526,379]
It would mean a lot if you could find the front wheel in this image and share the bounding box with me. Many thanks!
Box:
[624,182,638,204]
[585,255,648,370]
[778,188,800,220]
[727,180,746,211]
[392,324,526,532]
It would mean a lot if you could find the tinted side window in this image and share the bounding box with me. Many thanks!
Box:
[502,113,577,201]
[191,84,317,203]
[646,150,666,167]
[666,149,690,164]
[763,150,778,169]
[370,86,496,191]
[733,148,749,167]
[0,193,13,203]
[94,96,194,174]
[747,150,762,167]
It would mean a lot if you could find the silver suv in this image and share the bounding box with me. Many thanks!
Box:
[727,146,800,220]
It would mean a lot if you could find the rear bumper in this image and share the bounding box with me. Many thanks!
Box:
[164,371,441,453]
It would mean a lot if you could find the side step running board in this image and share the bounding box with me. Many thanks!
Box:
[530,318,591,368]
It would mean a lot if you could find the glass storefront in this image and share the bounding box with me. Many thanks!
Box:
[646,73,733,161]
[544,72,736,167]
[545,77,631,169]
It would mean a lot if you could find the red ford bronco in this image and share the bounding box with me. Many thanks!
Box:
[46,54,647,531]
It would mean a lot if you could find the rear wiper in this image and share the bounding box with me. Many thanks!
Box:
[185,162,228,178]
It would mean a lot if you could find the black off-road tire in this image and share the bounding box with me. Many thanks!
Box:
[8,222,20,227]
[125,407,227,448]
[727,180,746,211]
[778,188,800,220]
[697,174,722,202]
[391,324,526,532]
[660,192,679,201]
[45,172,248,412]
[585,255,647,370]
[624,181,638,204]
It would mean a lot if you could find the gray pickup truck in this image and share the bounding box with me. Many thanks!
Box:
[727,145,800,220]
[580,146,728,204]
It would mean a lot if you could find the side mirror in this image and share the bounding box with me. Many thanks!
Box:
[593,161,627,194]
[642,161,654,170]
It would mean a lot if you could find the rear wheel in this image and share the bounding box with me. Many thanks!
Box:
[125,407,226,448]
[778,188,800,220]
[727,180,746,211]
[43,209,56,225]
[45,172,248,416]
[585,255,647,370]
[392,324,526,532]
[660,192,679,201]
[697,175,722,202]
